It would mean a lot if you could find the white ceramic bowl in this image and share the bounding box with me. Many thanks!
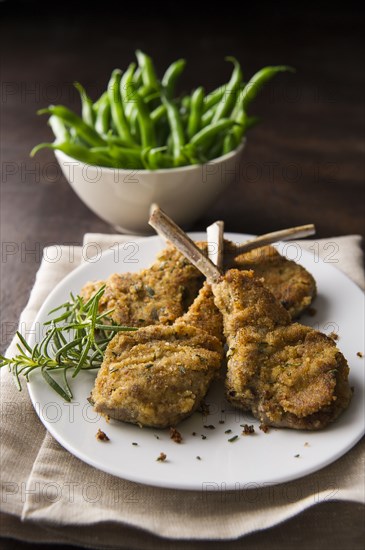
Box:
[55,142,245,234]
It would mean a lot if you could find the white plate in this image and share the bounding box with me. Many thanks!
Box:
[28,233,365,491]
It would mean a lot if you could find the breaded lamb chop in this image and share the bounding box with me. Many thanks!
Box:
[81,243,204,327]
[149,207,352,430]
[218,224,317,318]
[231,245,316,318]
[91,282,224,428]
[214,270,351,429]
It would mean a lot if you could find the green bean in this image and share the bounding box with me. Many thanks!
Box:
[137,84,156,98]
[133,66,142,86]
[125,85,156,120]
[93,91,108,110]
[223,108,260,153]
[121,63,136,105]
[162,59,186,99]
[95,95,111,135]
[129,105,141,143]
[107,69,136,147]
[30,142,117,168]
[155,122,170,149]
[224,103,247,152]
[150,104,166,124]
[221,64,287,154]
[89,146,111,153]
[179,97,190,135]
[212,57,243,123]
[181,95,191,115]
[74,82,94,126]
[181,143,206,165]
[162,97,186,164]
[222,133,236,155]
[124,103,134,120]
[146,146,175,170]
[48,115,69,143]
[241,66,294,111]
[166,133,174,155]
[204,82,246,114]
[203,85,225,112]
[37,106,106,147]
[187,86,204,139]
[135,50,159,91]
[222,133,237,155]
[144,91,161,104]
[127,83,156,148]
[105,134,139,148]
[190,119,236,149]
[201,108,215,127]
[90,146,144,169]
[207,137,225,160]
[228,73,265,147]
[140,146,151,169]
[245,115,260,130]
[122,64,138,120]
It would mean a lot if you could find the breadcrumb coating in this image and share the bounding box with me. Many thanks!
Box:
[91,284,223,428]
[231,245,316,318]
[213,269,352,430]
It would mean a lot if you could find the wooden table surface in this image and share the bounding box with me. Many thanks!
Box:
[1,4,364,549]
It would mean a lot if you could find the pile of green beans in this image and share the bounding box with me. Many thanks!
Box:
[31,52,293,170]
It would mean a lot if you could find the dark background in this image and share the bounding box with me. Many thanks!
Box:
[0,2,364,548]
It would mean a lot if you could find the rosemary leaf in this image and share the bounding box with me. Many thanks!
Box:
[62,368,73,399]
[55,337,84,361]
[73,339,92,378]
[43,327,57,357]
[94,323,137,331]
[41,367,72,401]
[16,331,33,354]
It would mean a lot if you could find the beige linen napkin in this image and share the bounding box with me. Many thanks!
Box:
[1,234,364,548]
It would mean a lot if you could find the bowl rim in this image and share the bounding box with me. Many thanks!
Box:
[54,139,246,175]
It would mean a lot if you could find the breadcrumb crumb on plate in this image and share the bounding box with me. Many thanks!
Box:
[96,429,109,442]
[157,452,167,462]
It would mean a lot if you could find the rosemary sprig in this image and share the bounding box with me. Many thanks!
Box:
[0,285,136,401]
